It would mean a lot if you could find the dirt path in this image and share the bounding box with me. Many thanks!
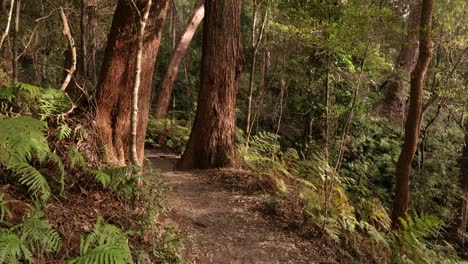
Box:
[147,151,337,264]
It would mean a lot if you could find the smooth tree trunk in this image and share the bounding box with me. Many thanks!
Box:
[153,0,205,119]
[94,0,169,166]
[391,0,433,228]
[0,0,15,52]
[130,0,153,167]
[176,0,243,170]
[12,0,19,83]
[373,0,421,125]
[246,1,268,137]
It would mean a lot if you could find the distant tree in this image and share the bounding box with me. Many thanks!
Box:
[153,0,205,119]
[94,0,169,166]
[177,0,243,170]
[391,0,433,227]
[374,0,421,125]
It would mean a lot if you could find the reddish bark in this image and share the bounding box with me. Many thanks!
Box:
[391,0,433,227]
[176,0,243,170]
[94,0,169,166]
[153,0,205,119]
[374,0,421,125]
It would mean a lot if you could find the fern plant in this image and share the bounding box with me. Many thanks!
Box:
[0,117,65,201]
[0,83,71,119]
[70,217,133,264]
[0,204,61,263]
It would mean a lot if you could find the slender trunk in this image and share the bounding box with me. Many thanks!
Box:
[373,0,421,125]
[275,79,286,134]
[246,3,268,137]
[80,0,88,79]
[153,0,205,119]
[0,0,15,52]
[87,0,97,86]
[419,104,440,172]
[176,0,243,170]
[130,0,153,167]
[391,0,433,227]
[95,0,169,166]
[59,8,76,91]
[12,0,19,84]
[334,38,371,174]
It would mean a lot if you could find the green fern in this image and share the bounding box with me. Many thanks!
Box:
[16,216,61,255]
[57,121,72,140]
[89,170,111,187]
[0,230,32,263]
[68,146,87,169]
[387,213,461,264]
[0,117,66,201]
[0,83,71,119]
[0,204,61,263]
[70,217,133,264]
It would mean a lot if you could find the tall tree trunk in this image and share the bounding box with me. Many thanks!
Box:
[373,0,421,125]
[246,1,268,137]
[153,0,205,119]
[391,0,433,228]
[11,0,19,84]
[87,0,97,86]
[176,0,243,170]
[130,0,153,167]
[94,0,169,166]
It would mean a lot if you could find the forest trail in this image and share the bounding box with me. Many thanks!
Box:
[147,150,337,264]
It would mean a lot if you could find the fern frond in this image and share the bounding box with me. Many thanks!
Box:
[17,217,61,254]
[68,146,86,169]
[57,122,72,140]
[13,163,51,201]
[71,218,133,264]
[89,170,111,187]
[0,230,32,263]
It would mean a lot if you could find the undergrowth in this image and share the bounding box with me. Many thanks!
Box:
[0,83,185,263]
[238,130,464,263]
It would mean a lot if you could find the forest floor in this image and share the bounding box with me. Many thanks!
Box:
[147,149,339,264]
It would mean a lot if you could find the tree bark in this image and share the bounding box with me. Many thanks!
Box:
[373,0,421,125]
[176,0,243,170]
[130,0,153,168]
[391,0,433,228]
[94,0,169,166]
[153,0,205,119]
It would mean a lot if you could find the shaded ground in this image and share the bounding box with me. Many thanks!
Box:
[147,150,339,264]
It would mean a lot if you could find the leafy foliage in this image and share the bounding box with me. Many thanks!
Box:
[70,217,133,264]
[0,117,64,201]
[387,213,461,264]
[0,204,61,263]
[0,83,71,119]
[145,117,190,154]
